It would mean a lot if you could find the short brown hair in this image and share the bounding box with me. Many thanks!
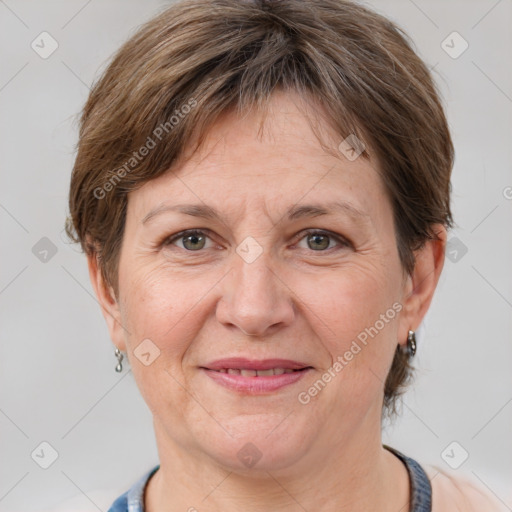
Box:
[65,0,454,416]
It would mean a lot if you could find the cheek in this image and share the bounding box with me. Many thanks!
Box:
[119,261,230,395]
[121,264,198,340]
[118,267,204,420]
[290,261,400,402]
[303,261,397,342]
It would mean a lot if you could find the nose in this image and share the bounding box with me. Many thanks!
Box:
[215,252,296,338]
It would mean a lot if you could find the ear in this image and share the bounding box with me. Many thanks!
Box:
[398,224,447,349]
[86,249,127,352]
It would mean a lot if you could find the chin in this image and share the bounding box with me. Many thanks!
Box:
[196,413,315,472]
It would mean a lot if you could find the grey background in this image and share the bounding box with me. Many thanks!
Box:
[0,0,511,510]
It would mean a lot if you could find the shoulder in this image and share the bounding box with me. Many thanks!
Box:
[423,465,509,512]
[41,488,127,512]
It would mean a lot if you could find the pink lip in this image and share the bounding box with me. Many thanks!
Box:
[200,358,313,394]
[202,367,311,393]
[203,358,311,371]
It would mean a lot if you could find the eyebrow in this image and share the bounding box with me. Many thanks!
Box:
[142,201,370,225]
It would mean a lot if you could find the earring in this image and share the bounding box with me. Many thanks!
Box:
[114,348,124,372]
[407,330,417,357]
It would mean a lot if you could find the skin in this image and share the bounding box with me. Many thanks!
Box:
[88,90,446,511]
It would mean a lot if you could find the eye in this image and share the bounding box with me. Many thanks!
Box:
[295,229,350,252]
[164,229,214,251]
[162,228,350,253]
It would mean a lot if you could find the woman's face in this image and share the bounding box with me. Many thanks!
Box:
[92,91,441,472]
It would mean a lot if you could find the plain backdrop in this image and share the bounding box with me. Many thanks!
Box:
[1,0,511,510]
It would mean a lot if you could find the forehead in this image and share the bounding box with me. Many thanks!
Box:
[127,91,389,227]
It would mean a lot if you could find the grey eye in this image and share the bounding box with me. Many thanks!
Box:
[166,230,212,251]
[301,232,337,251]
[295,230,349,252]
[181,232,207,251]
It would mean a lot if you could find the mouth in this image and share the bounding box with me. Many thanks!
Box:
[200,358,313,394]
[207,367,308,376]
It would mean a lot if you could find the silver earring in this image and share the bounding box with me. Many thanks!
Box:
[407,330,416,357]
[115,348,124,372]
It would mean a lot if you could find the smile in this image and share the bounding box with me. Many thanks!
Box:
[201,367,312,394]
[210,368,303,376]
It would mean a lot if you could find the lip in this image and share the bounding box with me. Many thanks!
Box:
[203,358,311,371]
[200,358,313,394]
[202,367,312,393]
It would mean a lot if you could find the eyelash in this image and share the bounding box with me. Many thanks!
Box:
[162,228,351,253]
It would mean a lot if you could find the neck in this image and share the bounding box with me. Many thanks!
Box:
[145,415,409,512]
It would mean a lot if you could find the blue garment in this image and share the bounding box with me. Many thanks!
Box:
[384,445,432,512]
[107,465,159,512]
[107,446,431,511]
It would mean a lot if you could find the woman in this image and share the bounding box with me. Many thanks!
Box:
[65,0,506,510]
